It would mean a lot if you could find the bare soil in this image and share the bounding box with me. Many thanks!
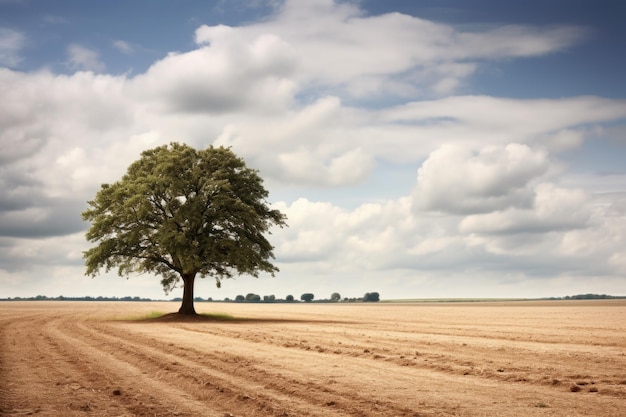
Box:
[1,300,625,416]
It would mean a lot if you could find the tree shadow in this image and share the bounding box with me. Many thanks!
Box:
[126,312,356,325]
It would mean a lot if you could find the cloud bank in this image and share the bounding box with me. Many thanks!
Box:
[1,0,625,299]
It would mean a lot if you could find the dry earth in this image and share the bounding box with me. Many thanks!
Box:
[0,300,625,416]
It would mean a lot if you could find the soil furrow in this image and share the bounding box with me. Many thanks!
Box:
[167,319,626,396]
[66,319,325,417]
[71,319,427,416]
[42,316,229,416]
[0,313,134,416]
[2,301,625,417]
[104,321,565,416]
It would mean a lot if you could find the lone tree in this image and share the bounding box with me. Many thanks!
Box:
[82,142,286,315]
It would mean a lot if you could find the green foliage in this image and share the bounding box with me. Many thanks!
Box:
[285,294,294,302]
[563,293,616,300]
[82,143,287,303]
[199,312,236,320]
[301,293,314,302]
[245,293,261,302]
[144,311,167,319]
[330,292,341,302]
[363,292,380,302]
[118,310,167,321]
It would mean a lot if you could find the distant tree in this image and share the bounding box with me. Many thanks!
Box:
[246,293,261,302]
[285,294,294,302]
[82,143,287,315]
[569,293,612,300]
[263,294,276,303]
[330,292,341,302]
[235,295,245,302]
[301,293,314,302]
[363,292,380,302]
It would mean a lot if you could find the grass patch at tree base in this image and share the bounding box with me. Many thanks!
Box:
[120,311,238,322]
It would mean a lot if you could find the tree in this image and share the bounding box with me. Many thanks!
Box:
[246,293,261,302]
[285,294,294,302]
[330,292,341,302]
[301,293,314,302]
[82,143,287,315]
[363,292,380,302]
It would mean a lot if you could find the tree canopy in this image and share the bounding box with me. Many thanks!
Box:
[363,292,380,302]
[82,142,286,314]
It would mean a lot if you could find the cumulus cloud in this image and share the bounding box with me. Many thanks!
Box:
[272,196,420,270]
[66,44,105,72]
[459,183,591,235]
[414,144,550,214]
[1,0,625,298]
[131,29,297,114]
[559,192,626,256]
[270,179,626,287]
[2,233,84,269]
[194,0,586,99]
[213,96,377,186]
[268,181,626,296]
[0,200,86,238]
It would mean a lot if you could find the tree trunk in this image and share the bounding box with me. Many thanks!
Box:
[178,272,197,315]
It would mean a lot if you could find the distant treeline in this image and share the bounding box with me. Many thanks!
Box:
[221,292,380,303]
[1,295,157,302]
[0,292,382,303]
[544,294,626,300]
[3,293,623,302]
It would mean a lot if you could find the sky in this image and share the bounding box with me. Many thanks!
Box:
[1,0,625,301]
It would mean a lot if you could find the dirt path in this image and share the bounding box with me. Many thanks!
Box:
[1,301,624,416]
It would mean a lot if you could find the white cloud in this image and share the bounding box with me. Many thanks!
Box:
[113,40,135,55]
[194,0,587,99]
[459,183,591,235]
[1,0,625,299]
[213,96,377,186]
[414,144,550,214]
[272,196,419,270]
[130,30,297,114]
[457,25,585,57]
[383,96,626,144]
[0,27,24,67]
[266,179,626,298]
[66,44,105,72]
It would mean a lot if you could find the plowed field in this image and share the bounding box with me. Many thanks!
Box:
[1,300,624,416]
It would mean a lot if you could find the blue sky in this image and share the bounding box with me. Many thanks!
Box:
[1,0,625,301]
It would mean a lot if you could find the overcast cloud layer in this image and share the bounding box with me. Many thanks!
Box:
[1,0,625,300]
